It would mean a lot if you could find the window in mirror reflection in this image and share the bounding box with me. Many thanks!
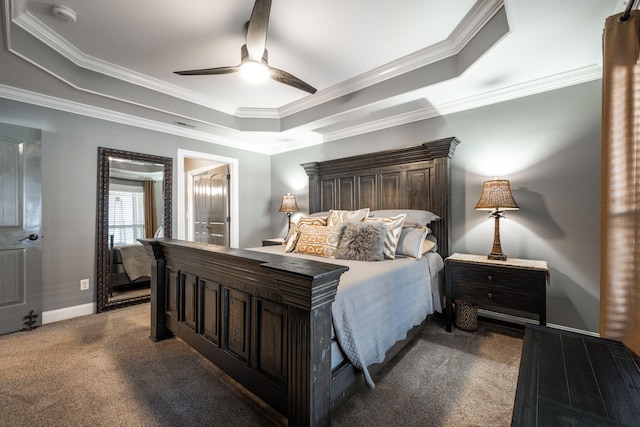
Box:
[109,182,145,245]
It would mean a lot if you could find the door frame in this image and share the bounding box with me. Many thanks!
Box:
[177,149,239,247]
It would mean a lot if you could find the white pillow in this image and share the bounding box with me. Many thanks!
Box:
[395,227,428,259]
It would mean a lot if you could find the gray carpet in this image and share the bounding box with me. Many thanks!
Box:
[0,304,523,426]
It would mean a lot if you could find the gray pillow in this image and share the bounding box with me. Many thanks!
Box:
[336,221,387,261]
[395,227,428,259]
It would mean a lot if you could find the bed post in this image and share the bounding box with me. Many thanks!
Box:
[146,240,172,342]
[301,161,320,213]
[424,138,459,258]
[287,302,334,426]
[260,259,347,426]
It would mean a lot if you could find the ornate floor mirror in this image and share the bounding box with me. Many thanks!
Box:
[96,147,172,312]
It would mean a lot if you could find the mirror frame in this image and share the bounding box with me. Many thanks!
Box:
[96,147,172,312]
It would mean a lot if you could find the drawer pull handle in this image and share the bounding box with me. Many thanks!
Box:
[487,275,493,280]
[487,292,493,298]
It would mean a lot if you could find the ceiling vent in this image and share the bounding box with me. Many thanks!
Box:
[173,121,196,129]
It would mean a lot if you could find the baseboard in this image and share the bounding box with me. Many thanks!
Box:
[477,308,600,338]
[42,302,96,324]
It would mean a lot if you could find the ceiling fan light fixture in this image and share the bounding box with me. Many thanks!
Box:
[239,60,270,83]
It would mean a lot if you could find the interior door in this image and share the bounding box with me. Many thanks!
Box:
[192,164,230,246]
[0,131,42,335]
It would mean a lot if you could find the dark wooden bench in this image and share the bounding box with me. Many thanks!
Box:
[512,324,640,426]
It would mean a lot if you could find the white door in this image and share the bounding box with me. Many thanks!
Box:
[0,131,42,335]
[192,164,230,246]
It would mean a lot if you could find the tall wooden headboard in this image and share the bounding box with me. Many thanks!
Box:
[301,137,459,258]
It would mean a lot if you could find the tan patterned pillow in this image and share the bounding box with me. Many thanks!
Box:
[294,224,345,258]
[363,214,407,259]
[284,215,329,245]
[327,208,370,226]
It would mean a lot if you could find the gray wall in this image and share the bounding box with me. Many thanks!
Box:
[0,98,272,312]
[271,80,601,333]
[0,79,602,332]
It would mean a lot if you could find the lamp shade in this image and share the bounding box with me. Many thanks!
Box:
[278,193,300,213]
[475,179,519,211]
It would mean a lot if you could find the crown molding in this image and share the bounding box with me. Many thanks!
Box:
[435,64,602,117]
[0,83,272,154]
[235,107,282,119]
[0,62,601,156]
[314,64,603,145]
[321,106,439,145]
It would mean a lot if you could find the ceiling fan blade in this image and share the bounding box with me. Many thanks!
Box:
[270,67,317,94]
[246,0,272,61]
[174,66,239,76]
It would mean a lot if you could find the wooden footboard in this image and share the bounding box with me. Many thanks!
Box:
[141,238,348,426]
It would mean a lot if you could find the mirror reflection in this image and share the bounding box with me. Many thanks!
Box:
[96,148,172,312]
[108,159,163,302]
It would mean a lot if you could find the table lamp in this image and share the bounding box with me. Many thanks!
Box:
[475,178,519,261]
[278,193,299,232]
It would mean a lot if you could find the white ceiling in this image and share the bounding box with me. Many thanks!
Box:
[0,0,627,154]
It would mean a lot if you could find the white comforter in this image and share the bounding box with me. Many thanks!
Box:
[250,245,444,387]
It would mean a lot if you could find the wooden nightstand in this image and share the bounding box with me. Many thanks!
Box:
[262,238,284,247]
[444,253,549,332]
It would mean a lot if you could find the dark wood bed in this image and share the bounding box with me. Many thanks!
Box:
[141,137,459,426]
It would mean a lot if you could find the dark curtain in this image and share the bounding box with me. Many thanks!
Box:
[143,180,157,238]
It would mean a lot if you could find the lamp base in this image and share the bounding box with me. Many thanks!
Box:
[488,252,507,261]
[487,211,507,261]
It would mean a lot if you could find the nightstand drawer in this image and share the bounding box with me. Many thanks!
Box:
[444,253,549,332]
[450,277,540,313]
[449,263,542,292]
[449,263,543,312]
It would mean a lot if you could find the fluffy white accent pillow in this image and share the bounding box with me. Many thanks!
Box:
[336,222,387,261]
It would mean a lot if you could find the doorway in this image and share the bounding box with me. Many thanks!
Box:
[177,149,239,247]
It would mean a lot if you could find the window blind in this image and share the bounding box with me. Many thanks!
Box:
[108,183,145,245]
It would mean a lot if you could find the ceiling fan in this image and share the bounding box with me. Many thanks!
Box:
[174,0,317,94]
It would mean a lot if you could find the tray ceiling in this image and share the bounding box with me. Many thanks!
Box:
[0,0,626,153]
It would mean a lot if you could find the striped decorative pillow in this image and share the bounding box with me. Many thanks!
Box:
[363,214,407,259]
